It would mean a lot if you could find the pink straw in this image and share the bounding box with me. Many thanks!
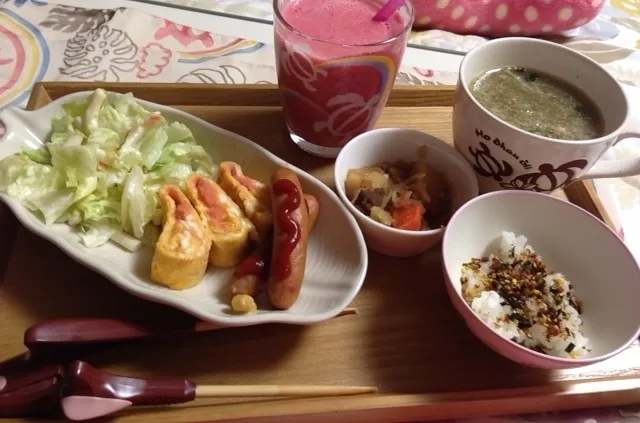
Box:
[372,0,404,22]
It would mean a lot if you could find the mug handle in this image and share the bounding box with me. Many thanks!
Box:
[580,116,640,180]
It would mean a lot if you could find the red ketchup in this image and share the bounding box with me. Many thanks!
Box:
[234,241,272,279]
[271,179,301,280]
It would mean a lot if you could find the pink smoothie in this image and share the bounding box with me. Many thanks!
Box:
[274,0,412,156]
[282,0,400,49]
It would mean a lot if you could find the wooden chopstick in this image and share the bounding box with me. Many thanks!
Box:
[194,307,358,332]
[338,306,358,316]
[195,384,377,397]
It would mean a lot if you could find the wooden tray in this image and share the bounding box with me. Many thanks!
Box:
[0,82,637,423]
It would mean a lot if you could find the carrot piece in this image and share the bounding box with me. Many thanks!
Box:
[391,200,425,231]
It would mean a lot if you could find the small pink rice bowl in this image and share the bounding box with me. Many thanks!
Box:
[442,190,640,369]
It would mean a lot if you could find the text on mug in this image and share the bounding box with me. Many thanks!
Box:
[475,128,532,170]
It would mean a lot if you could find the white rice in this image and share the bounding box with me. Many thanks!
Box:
[461,231,589,359]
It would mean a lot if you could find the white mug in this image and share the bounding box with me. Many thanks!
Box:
[453,37,640,193]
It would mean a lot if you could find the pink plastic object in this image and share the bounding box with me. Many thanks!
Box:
[372,0,405,21]
[411,0,605,36]
[61,361,197,420]
[62,397,132,421]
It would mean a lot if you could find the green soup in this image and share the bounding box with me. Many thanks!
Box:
[469,67,604,141]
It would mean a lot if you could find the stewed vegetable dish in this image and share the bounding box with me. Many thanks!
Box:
[345,148,452,231]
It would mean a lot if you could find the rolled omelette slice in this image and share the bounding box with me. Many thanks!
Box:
[150,184,211,290]
[217,161,272,241]
[185,173,256,268]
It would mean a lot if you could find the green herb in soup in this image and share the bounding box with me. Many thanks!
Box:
[469,67,603,141]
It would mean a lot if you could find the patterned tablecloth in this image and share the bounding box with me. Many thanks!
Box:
[0,0,639,422]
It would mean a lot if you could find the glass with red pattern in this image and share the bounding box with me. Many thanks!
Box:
[274,0,414,158]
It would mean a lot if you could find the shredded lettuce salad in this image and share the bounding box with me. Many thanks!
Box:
[0,89,217,250]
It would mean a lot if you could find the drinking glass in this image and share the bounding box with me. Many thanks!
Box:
[273,0,414,158]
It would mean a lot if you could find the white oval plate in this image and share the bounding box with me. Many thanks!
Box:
[0,91,368,327]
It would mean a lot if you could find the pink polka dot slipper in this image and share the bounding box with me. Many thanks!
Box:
[412,0,605,36]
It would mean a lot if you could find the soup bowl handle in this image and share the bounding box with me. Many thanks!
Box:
[579,130,640,180]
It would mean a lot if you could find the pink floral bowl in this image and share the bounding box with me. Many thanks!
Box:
[442,190,640,369]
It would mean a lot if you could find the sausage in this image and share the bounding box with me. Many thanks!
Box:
[229,234,273,297]
[304,194,320,230]
[229,193,319,298]
[267,169,318,310]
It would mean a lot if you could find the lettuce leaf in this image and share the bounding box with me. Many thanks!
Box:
[0,89,217,250]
